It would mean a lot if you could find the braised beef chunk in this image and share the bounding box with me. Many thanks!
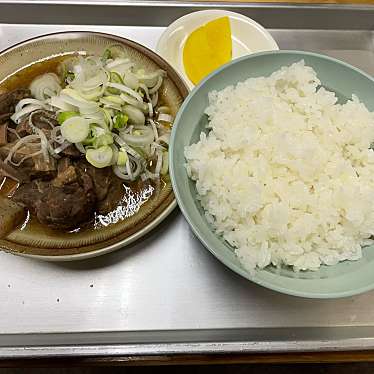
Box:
[0,196,26,239]
[0,113,11,124]
[11,180,40,210]
[13,161,96,230]
[80,162,112,201]
[6,129,19,143]
[36,181,95,230]
[61,144,82,159]
[57,157,72,173]
[0,89,31,118]
[0,140,33,162]
[78,161,124,214]
[16,110,57,137]
[15,120,30,137]
[0,123,7,146]
[32,153,57,173]
[0,83,128,231]
[0,141,56,180]
[52,165,77,187]
[10,157,126,229]
[0,157,28,183]
[97,177,124,215]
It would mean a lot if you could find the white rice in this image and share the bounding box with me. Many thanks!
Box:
[185,60,374,271]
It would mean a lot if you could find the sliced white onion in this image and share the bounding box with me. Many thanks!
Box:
[110,144,119,165]
[30,73,62,101]
[148,102,153,118]
[120,92,139,106]
[100,98,122,111]
[106,58,130,69]
[15,98,47,113]
[54,141,72,154]
[113,134,143,160]
[151,91,158,107]
[113,165,130,180]
[113,155,142,181]
[75,142,86,154]
[120,126,153,146]
[83,110,107,123]
[120,93,148,112]
[125,159,133,180]
[78,70,108,91]
[59,95,98,115]
[155,149,163,176]
[107,82,143,102]
[149,76,163,95]
[139,83,151,102]
[4,134,40,165]
[48,96,76,111]
[10,104,43,124]
[161,151,169,175]
[158,113,173,123]
[149,119,159,141]
[123,105,145,126]
[59,88,99,113]
[137,69,166,88]
[51,126,65,144]
[78,85,105,101]
[8,150,43,167]
[123,71,139,90]
[157,106,171,114]
[142,169,160,181]
[157,133,170,145]
[29,125,50,162]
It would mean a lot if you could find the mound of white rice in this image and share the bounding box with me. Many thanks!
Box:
[185,61,374,271]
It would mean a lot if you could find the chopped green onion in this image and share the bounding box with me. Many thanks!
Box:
[110,71,123,84]
[106,71,124,95]
[82,128,95,145]
[86,146,113,168]
[57,111,79,124]
[61,117,90,143]
[66,72,75,81]
[101,95,124,105]
[93,133,114,148]
[113,113,128,129]
[117,150,128,166]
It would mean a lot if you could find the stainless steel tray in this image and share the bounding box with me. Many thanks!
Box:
[1,0,374,359]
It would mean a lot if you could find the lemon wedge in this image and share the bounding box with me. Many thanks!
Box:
[183,17,232,85]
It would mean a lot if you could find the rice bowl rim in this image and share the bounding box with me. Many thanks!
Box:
[169,50,374,298]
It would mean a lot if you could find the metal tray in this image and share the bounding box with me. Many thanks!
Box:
[1,0,374,359]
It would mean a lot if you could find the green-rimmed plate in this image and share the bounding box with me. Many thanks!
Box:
[0,31,188,261]
[170,50,374,298]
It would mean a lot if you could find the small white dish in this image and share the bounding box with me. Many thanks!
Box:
[156,10,279,89]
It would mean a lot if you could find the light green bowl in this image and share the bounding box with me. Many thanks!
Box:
[170,50,374,299]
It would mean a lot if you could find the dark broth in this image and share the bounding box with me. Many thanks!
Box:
[0,55,166,234]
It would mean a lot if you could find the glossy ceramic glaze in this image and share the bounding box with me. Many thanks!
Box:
[170,50,374,298]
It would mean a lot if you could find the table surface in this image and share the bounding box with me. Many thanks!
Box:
[2,0,374,367]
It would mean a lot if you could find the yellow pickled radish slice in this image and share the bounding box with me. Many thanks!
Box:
[183,16,232,85]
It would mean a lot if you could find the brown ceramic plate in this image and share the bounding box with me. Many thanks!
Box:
[0,31,188,261]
